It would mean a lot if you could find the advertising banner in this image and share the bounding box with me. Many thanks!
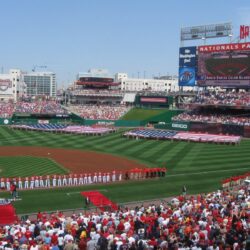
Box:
[0,79,13,95]
[179,67,196,86]
[171,122,190,131]
[179,46,197,67]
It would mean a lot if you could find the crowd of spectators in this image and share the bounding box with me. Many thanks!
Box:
[190,92,250,107]
[71,89,123,97]
[0,182,249,250]
[15,102,69,115]
[172,112,250,126]
[69,105,131,120]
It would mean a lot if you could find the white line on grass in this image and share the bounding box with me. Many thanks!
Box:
[166,167,250,177]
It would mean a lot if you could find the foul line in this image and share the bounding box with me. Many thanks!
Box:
[166,167,250,177]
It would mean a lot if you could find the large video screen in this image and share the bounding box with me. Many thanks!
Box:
[197,42,250,87]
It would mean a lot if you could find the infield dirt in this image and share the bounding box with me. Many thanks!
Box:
[0,146,147,173]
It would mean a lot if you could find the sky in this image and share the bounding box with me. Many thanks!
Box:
[1,0,250,87]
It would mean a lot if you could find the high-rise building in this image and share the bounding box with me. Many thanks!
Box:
[23,72,56,97]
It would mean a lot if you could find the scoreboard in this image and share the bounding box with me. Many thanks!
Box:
[135,96,172,107]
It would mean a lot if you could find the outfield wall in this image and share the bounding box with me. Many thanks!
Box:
[155,121,190,131]
[144,110,183,124]
[11,113,85,125]
[0,118,12,125]
[155,121,250,137]
[84,119,116,126]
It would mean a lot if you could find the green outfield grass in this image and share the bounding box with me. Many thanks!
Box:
[0,156,68,177]
[0,126,249,214]
[121,108,168,120]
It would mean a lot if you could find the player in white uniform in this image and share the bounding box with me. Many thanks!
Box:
[73,174,78,185]
[98,172,102,183]
[35,176,39,188]
[45,175,50,188]
[18,177,23,190]
[6,178,10,191]
[78,174,84,185]
[52,175,57,187]
[83,174,88,184]
[102,173,107,183]
[39,176,44,188]
[93,172,98,183]
[68,174,73,186]
[6,178,11,191]
[24,177,29,189]
[88,174,92,184]
[112,170,116,182]
[119,171,122,181]
[57,175,62,187]
[30,176,35,189]
[0,177,5,189]
[106,172,110,183]
[62,175,67,186]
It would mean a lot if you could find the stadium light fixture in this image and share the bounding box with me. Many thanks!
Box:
[180,22,232,41]
[201,37,206,45]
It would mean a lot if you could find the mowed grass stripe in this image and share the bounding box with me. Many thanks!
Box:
[141,141,180,161]
[175,143,205,168]
[138,140,169,158]
[185,154,250,167]
[155,142,188,163]
[105,138,146,153]
[181,150,250,162]
[0,128,15,143]
[3,129,47,144]
[124,140,157,156]
[84,133,126,149]
[0,156,67,177]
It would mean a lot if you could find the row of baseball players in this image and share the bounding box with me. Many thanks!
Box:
[0,171,122,190]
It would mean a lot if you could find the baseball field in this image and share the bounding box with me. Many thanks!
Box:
[0,126,249,214]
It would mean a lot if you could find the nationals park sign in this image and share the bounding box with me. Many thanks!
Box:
[240,25,250,40]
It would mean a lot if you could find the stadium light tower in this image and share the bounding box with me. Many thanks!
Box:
[201,37,206,45]
[180,22,232,46]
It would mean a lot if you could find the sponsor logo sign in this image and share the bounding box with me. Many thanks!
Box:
[179,67,196,86]
[172,123,188,129]
[0,79,12,92]
[179,46,197,67]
